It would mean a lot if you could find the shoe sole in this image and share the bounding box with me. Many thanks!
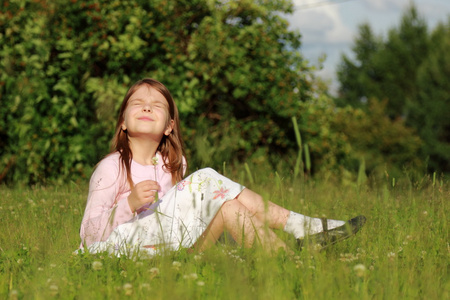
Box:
[298,215,366,251]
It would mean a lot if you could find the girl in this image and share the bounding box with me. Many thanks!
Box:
[80,78,365,256]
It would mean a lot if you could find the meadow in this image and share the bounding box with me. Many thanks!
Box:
[0,168,448,299]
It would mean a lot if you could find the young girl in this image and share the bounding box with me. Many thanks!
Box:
[80,78,365,256]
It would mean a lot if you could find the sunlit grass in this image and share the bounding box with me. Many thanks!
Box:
[0,169,448,299]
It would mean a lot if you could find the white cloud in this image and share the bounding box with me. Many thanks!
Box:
[287,0,353,44]
[283,0,450,95]
[363,0,404,11]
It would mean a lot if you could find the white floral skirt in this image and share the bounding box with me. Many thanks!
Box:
[87,168,245,256]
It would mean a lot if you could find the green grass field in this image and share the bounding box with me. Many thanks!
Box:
[0,171,448,299]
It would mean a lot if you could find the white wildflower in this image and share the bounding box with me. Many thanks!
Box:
[172,261,181,270]
[9,289,19,300]
[149,267,160,277]
[353,264,366,277]
[49,284,59,296]
[183,273,198,280]
[193,255,202,261]
[197,281,205,286]
[92,261,103,271]
[123,283,133,296]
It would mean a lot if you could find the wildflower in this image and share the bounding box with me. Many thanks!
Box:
[149,267,160,278]
[49,284,59,296]
[183,273,198,280]
[353,264,366,277]
[123,283,133,296]
[423,211,428,216]
[120,270,127,278]
[9,289,19,300]
[16,259,24,265]
[193,255,202,261]
[197,281,205,286]
[387,252,396,259]
[92,261,103,271]
[172,261,181,270]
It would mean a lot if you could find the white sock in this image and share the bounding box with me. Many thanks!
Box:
[283,211,346,239]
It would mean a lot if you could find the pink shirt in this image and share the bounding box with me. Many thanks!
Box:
[80,152,185,247]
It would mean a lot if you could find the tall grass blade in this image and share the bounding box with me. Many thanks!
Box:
[291,116,303,179]
[357,158,367,187]
[304,143,311,174]
[244,163,254,185]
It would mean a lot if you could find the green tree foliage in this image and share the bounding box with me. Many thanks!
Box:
[336,4,450,173]
[0,0,315,184]
[295,94,422,181]
[408,19,450,172]
[337,5,429,118]
[332,99,422,178]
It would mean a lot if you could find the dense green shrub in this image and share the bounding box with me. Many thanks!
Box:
[0,0,315,184]
[332,99,423,178]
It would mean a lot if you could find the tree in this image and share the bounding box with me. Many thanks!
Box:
[0,0,315,184]
[336,4,450,173]
[408,19,450,172]
[337,4,429,119]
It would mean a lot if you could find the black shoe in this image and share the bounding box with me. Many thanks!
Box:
[297,215,366,250]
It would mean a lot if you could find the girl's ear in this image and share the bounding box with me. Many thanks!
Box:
[164,120,174,136]
[121,123,127,131]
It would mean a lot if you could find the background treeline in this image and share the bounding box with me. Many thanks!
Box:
[0,0,448,185]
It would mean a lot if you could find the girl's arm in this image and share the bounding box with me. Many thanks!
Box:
[79,157,134,247]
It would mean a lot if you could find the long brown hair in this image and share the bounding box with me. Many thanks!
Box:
[110,78,186,188]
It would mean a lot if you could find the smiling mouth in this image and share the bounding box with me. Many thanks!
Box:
[138,117,154,121]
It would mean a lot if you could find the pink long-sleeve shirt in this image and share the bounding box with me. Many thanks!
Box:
[80,152,184,247]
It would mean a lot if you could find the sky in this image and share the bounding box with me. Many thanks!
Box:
[284,0,450,95]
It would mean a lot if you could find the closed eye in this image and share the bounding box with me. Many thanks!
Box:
[131,100,143,106]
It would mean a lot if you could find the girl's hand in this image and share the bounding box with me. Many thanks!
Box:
[127,180,160,212]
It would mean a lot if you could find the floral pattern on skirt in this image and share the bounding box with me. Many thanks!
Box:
[87,168,245,256]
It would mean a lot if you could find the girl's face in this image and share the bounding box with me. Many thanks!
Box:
[122,85,174,141]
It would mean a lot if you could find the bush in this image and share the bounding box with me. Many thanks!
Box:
[0,0,315,184]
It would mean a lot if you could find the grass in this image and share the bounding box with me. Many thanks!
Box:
[0,170,448,299]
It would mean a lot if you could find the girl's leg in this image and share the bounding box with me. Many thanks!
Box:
[235,188,290,229]
[235,188,346,239]
[194,198,289,253]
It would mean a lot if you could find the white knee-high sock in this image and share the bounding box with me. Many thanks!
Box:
[283,211,346,239]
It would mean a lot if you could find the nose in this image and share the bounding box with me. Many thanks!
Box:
[142,103,152,113]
